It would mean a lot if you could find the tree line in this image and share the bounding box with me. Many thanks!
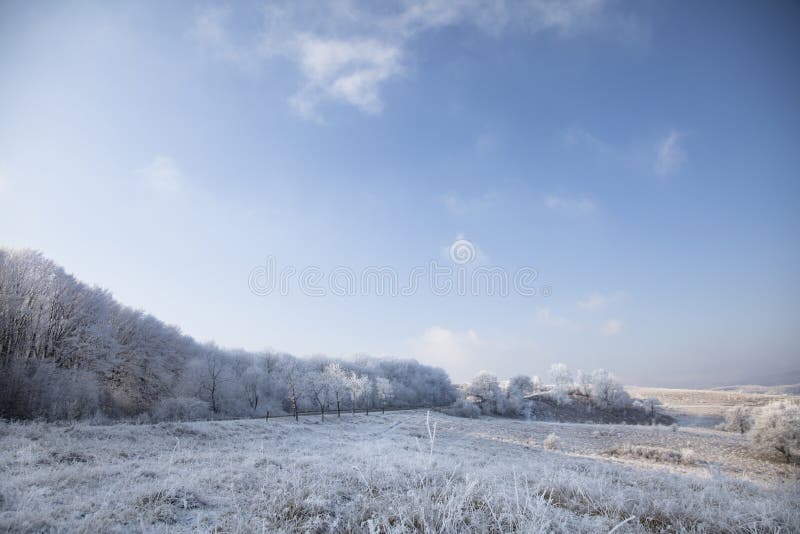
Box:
[0,249,456,420]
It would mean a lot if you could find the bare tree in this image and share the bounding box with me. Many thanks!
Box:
[198,349,227,414]
[376,376,393,413]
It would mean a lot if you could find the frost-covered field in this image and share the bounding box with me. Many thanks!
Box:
[1,412,798,533]
[626,386,794,428]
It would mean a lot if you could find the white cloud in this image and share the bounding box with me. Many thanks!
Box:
[140,156,182,193]
[654,130,686,176]
[289,35,402,118]
[545,194,596,214]
[599,318,623,336]
[536,307,578,330]
[192,0,618,118]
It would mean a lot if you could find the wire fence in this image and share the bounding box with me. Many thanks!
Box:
[188,404,449,424]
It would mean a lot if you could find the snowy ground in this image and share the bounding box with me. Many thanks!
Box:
[0,411,798,533]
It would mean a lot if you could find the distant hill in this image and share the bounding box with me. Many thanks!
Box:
[710,384,800,395]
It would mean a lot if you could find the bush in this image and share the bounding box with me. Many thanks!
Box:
[543,433,559,450]
[748,401,800,463]
[718,406,753,434]
[440,398,480,419]
[607,444,696,465]
[152,397,212,422]
[0,360,100,420]
[587,369,630,409]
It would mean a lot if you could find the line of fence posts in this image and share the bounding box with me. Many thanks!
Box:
[264,403,444,422]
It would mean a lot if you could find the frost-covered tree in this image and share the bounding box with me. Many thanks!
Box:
[196,348,228,414]
[749,401,800,463]
[305,367,333,420]
[720,406,754,434]
[346,372,370,415]
[376,376,393,411]
[324,362,348,416]
[549,363,573,389]
[531,375,543,391]
[467,371,503,414]
[575,370,592,397]
[507,375,533,397]
[0,248,459,421]
[588,369,630,409]
[505,375,534,417]
[548,363,574,405]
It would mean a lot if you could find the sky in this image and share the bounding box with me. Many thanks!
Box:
[1,0,798,387]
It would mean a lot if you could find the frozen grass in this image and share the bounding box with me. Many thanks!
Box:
[0,412,798,532]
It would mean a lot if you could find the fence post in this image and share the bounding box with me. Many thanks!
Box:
[381,401,385,415]
[337,400,341,417]
[265,411,270,422]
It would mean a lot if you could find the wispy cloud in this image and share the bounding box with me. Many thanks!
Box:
[192,0,621,119]
[545,194,596,214]
[140,156,182,194]
[408,326,483,369]
[599,318,623,336]
[654,130,686,176]
[536,307,578,330]
[577,291,624,311]
[537,307,624,337]
[561,126,610,153]
[444,191,500,215]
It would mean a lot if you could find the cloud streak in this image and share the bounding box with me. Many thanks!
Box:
[654,130,686,176]
[545,194,596,214]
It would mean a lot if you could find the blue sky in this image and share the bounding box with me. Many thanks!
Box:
[1,0,798,386]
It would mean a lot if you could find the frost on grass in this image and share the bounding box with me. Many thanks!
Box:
[543,432,560,450]
[0,413,797,533]
[606,444,696,465]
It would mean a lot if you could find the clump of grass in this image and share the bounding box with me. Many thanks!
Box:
[43,451,94,464]
[607,444,697,465]
[543,432,559,450]
[136,487,206,524]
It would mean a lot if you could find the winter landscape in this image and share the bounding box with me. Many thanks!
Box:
[2,1,800,532]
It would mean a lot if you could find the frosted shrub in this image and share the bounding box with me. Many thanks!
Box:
[719,406,754,434]
[543,432,559,450]
[588,369,630,409]
[441,397,480,418]
[466,371,503,414]
[152,397,212,422]
[608,444,696,465]
[749,401,800,463]
[547,387,572,406]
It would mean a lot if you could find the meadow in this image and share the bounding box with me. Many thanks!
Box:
[1,405,797,533]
